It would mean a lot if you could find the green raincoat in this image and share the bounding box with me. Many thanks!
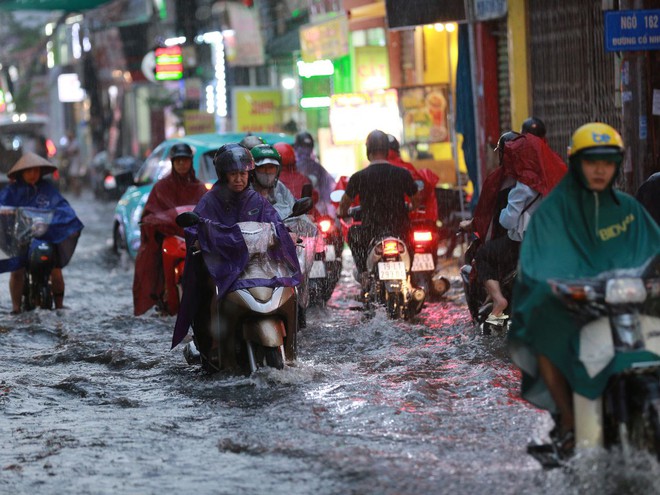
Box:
[508,161,660,411]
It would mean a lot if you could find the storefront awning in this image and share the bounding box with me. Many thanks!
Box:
[0,0,114,11]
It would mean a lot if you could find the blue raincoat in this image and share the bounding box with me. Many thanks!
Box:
[172,184,301,348]
[0,179,84,272]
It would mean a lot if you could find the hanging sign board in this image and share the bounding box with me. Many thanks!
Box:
[399,85,450,144]
[604,10,660,52]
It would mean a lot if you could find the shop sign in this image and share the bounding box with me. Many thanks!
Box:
[300,15,349,63]
[233,87,282,133]
[355,46,390,92]
[155,45,183,81]
[222,2,265,66]
[399,85,450,144]
[329,89,401,145]
[183,110,216,135]
[385,0,465,29]
[605,9,660,52]
[474,0,507,21]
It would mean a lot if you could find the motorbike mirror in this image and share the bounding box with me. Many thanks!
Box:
[301,183,313,199]
[415,180,425,192]
[330,190,345,203]
[289,197,314,218]
[176,211,200,227]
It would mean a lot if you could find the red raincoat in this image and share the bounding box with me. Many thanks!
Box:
[133,169,208,315]
[472,134,567,240]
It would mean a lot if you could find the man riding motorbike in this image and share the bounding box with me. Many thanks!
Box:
[0,152,83,313]
[508,123,660,457]
[133,143,207,316]
[337,130,420,286]
[172,143,301,359]
[293,131,336,216]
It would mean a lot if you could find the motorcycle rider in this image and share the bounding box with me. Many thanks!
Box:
[132,143,207,316]
[337,129,420,282]
[460,125,566,321]
[172,143,301,360]
[635,171,660,225]
[250,144,297,219]
[0,152,84,313]
[274,142,313,200]
[508,123,660,456]
[293,131,336,216]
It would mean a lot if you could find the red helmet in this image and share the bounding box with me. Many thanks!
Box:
[273,142,296,168]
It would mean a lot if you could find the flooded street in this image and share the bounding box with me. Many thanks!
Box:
[1,194,659,495]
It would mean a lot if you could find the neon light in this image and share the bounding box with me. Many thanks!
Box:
[297,59,334,78]
[300,96,331,109]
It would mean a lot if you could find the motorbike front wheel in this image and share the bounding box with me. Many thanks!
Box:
[264,347,284,370]
[628,395,660,459]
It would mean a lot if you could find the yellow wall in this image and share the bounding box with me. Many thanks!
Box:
[507,0,530,132]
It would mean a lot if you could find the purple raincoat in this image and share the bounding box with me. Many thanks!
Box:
[172,184,301,348]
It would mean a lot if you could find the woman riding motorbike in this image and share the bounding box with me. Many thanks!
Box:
[507,123,660,457]
[171,144,301,357]
[133,143,207,316]
[0,152,83,313]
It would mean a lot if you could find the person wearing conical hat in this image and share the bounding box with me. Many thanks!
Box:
[0,152,84,313]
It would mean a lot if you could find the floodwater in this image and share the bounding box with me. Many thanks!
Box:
[1,193,660,495]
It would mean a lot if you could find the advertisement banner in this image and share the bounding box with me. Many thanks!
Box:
[300,16,349,63]
[183,111,216,135]
[329,89,401,145]
[399,85,450,143]
[233,88,282,133]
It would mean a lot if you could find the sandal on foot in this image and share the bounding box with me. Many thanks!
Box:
[554,429,575,459]
[485,313,508,326]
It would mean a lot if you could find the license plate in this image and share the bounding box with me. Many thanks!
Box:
[378,261,407,280]
[411,253,435,272]
[309,260,327,278]
[324,244,336,262]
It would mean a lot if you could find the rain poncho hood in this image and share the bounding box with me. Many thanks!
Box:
[294,146,336,215]
[0,178,83,272]
[473,134,566,240]
[133,169,208,315]
[508,159,660,409]
[172,184,301,348]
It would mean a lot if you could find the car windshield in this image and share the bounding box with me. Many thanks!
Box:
[133,144,169,186]
[199,151,217,183]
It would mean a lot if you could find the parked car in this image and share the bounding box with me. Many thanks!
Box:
[113,132,294,258]
[0,113,57,189]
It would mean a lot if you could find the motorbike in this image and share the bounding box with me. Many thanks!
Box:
[283,213,318,327]
[345,205,425,320]
[0,206,55,311]
[159,205,197,315]
[176,197,313,373]
[308,214,343,306]
[92,153,142,201]
[459,235,516,334]
[528,254,660,467]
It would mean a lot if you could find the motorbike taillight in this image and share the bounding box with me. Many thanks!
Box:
[413,230,433,243]
[383,240,400,256]
[318,218,332,234]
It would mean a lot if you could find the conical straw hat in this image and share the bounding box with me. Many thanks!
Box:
[7,152,57,180]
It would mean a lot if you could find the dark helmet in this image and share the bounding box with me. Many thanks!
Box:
[239,134,265,150]
[521,117,547,139]
[294,131,315,148]
[365,129,390,158]
[387,134,400,153]
[213,143,255,181]
[494,130,520,153]
[170,143,193,159]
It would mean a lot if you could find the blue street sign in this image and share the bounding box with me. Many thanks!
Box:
[604,10,660,52]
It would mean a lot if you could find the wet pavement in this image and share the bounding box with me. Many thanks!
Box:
[1,193,659,494]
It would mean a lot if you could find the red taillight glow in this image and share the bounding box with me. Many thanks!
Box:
[383,240,399,256]
[413,231,433,243]
[46,139,57,158]
[318,219,332,234]
[40,255,49,261]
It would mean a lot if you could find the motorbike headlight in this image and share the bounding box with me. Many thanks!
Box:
[605,278,647,304]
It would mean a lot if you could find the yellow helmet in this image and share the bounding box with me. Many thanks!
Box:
[568,122,624,158]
